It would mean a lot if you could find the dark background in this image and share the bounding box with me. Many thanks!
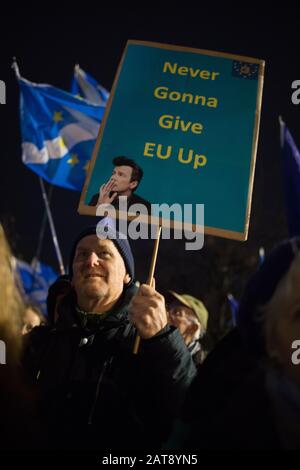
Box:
[0,10,299,343]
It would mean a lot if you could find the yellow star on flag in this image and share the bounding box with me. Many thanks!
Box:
[67,154,79,166]
[53,111,63,123]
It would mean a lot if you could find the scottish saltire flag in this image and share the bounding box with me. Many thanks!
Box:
[227,293,239,327]
[280,119,300,236]
[15,258,58,315]
[19,75,105,190]
[71,65,109,106]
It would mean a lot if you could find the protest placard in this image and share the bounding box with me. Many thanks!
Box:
[79,40,264,241]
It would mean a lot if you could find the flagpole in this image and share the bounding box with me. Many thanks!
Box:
[11,57,21,79]
[39,177,65,275]
[32,184,54,272]
[279,115,285,149]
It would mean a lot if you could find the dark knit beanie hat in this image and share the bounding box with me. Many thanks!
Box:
[237,237,300,357]
[68,218,135,282]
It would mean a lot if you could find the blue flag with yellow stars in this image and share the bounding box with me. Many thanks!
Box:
[232,61,259,80]
[15,258,58,316]
[71,64,109,106]
[19,75,105,191]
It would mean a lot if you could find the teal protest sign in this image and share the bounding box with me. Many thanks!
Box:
[79,40,264,240]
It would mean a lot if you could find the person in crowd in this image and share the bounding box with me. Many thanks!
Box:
[21,303,46,335]
[167,291,209,365]
[0,224,23,364]
[0,224,42,450]
[23,218,196,450]
[181,237,300,450]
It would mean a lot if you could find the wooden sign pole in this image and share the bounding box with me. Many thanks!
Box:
[133,226,162,355]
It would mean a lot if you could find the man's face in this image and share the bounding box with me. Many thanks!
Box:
[168,302,201,345]
[110,165,138,195]
[72,235,130,308]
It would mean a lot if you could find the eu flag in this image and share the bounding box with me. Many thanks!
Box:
[232,61,259,80]
[71,65,109,106]
[19,76,105,191]
[15,258,58,316]
[281,122,300,236]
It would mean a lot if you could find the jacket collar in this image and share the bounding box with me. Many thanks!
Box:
[55,283,138,330]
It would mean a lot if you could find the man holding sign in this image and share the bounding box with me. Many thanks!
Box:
[23,218,196,450]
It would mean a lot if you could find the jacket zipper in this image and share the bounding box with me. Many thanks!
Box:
[88,357,113,425]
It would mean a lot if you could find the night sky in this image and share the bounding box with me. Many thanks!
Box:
[1,11,300,337]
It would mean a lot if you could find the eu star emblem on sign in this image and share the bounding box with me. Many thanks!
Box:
[232,61,259,80]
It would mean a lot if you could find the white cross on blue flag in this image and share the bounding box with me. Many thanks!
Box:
[18,74,105,190]
[71,64,109,106]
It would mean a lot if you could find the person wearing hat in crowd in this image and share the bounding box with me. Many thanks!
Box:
[23,218,196,451]
[167,291,209,365]
[180,237,300,450]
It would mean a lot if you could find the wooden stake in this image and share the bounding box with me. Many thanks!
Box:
[133,226,162,354]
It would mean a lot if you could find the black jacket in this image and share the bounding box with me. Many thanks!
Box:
[180,329,281,450]
[23,284,196,450]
